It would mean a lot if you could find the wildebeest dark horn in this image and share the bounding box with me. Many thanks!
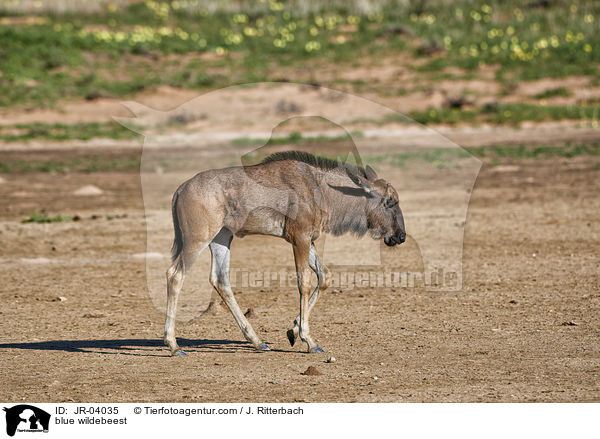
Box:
[365,165,378,181]
[345,167,374,193]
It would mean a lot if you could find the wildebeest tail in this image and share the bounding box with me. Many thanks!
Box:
[170,190,183,263]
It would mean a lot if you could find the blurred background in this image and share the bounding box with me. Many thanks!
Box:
[0,0,599,131]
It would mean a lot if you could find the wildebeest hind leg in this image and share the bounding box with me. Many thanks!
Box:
[209,228,269,351]
[164,243,207,356]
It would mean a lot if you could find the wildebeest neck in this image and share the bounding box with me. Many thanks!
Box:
[321,172,371,237]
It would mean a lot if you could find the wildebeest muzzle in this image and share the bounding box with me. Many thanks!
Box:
[384,230,406,246]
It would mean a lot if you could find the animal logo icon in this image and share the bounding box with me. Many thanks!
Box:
[3,405,50,437]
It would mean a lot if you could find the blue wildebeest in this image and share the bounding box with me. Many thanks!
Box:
[164,151,406,355]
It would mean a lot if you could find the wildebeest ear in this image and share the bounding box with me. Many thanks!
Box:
[365,165,378,181]
[346,167,375,194]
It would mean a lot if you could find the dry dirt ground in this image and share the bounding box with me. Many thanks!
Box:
[0,141,599,403]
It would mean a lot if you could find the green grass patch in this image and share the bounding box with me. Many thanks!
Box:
[365,148,472,169]
[353,103,600,126]
[466,142,600,160]
[406,103,600,126]
[232,130,363,147]
[21,211,75,223]
[0,122,140,142]
[0,155,140,173]
[406,108,478,125]
[0,1,598,108]
[363,142,600,168]
[533,87,572,100]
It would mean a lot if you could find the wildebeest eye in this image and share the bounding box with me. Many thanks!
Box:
[384,198,398,208]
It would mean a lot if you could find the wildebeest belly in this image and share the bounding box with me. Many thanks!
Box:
[233,207,286,237]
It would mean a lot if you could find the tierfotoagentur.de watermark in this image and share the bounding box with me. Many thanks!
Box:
[228,267,459,290]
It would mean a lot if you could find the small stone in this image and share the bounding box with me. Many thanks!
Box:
[244,308,256,318]
[325,356,336,363]
[83,313,105,318]
[73,185,103,196]
[301,366,322,376]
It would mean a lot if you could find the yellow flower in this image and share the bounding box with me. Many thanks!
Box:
[584,44,592,52]
[305,40,321,52]
[233,13,248,24]
[117,31,128,42]
[269,1,283,11]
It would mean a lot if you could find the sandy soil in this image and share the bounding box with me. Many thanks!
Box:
[0,141,598,402]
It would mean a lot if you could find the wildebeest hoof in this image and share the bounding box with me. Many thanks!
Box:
[257,343,271,351]
[309,346,324,353]
[286,329,296,347]
[173,349,187,357]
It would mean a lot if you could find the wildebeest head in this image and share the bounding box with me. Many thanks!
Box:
[346,165,406,246]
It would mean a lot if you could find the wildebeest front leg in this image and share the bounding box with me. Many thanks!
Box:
[209,228,269,351]
[292,240,323,353]
[288,243,326,348]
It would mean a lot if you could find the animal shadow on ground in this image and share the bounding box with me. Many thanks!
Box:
[0,338,261,357]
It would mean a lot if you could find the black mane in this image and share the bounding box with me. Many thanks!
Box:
[260,150,367,177]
